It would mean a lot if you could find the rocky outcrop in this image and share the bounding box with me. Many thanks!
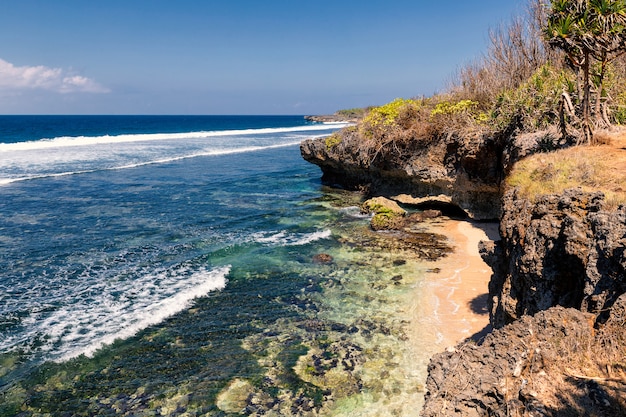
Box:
[422,188,626,416]
[301,126,564,220]
[301,123,626,415]
[482,188,626,328]
[300,131,504,220]
[422,297,626,416]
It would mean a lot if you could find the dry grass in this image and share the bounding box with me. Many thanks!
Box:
[506,129,626,209]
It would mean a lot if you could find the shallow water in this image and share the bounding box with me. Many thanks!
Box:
[0,116,451,416]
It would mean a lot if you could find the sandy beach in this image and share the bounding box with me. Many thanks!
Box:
[414,218,500,349]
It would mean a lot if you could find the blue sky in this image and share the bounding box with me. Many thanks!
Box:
[0,1,521,115]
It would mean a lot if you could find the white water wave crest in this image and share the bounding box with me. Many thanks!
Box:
[0,141,303,185]
[0,264,229,362]
[0,123,352,151]
[0,124,348,185]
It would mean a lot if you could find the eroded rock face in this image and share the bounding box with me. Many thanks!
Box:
[422,303,626,416]
[300,132,503,220]
[422,188,626,416]
[483,188,626,328]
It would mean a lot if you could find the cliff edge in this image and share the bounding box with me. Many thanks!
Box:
[301,124,559,220]
[485,189,626,329]
[300,130,505,220]
[422,188,626,416]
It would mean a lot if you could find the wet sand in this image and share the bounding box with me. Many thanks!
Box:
[416,219,500,349]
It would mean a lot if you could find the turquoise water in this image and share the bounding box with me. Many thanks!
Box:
[0,116,445,416]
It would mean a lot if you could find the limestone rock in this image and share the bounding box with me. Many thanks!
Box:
[300,129,504,219]
[483,188,626,328]
[361,196,406,216]
[422,306,626,416]
[361,196,406,230]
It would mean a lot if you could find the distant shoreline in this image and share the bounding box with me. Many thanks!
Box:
[304,114,360,123]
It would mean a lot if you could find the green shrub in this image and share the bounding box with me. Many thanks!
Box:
[490,64,572,130]
[430,99,479,117]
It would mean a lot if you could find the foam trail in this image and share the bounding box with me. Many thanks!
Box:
[253,229,332,246]
[0,265,231,363]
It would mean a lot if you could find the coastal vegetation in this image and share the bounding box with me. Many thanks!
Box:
[334,0,626,151]
[544,0,626,143]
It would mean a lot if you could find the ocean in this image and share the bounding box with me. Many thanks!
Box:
[0,116,442,416]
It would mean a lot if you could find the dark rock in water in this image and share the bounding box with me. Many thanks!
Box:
[482,188,626,328]
[297,319,328,332]
[312,253,333,264]
[391,275,403,286]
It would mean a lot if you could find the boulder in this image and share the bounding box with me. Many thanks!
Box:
[361,196,406,230]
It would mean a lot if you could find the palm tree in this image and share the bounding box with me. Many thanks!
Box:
[544,0,626,144]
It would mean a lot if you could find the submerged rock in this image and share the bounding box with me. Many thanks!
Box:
[312,253,333,264]
[216,379,255,414]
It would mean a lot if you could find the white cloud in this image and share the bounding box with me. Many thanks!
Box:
[0,58,109,94]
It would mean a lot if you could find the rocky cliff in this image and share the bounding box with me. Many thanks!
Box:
[301,122,626,415]
[301,128,559,220]
[422,188,626,416]
[300,130,505,220]
[422,295,626,416]
[483,188,626,329]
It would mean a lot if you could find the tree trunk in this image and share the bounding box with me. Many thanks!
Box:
[582,50,594,144]
[595,54,611,130]
[560,92,576,140]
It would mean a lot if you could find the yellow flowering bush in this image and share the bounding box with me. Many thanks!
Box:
[360,98,421,139]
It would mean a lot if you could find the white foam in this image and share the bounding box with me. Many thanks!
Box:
[1,265,230,362]
[0,124,353,152]
[340,206,370,219]
[58,266,229,361]
[253,229,332,246]
[0,140,303,185]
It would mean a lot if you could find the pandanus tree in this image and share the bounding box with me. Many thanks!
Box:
[544,0,626,144]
